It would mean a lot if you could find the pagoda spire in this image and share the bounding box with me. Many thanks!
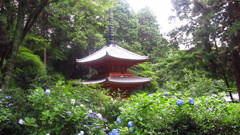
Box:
[108,8,115,45]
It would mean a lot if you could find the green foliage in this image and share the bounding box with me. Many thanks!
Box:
[13,47,46,89]
[0,88,31,134]
[161,69,226,97]
[25,34,50,52]
[1,82,239,134]
[0,81,121,134]
[149,49,230,97]
[115,92,240,135]
[39,0,114,79]
[137,7,163,55]
[0,95,12,127]
[170,0,240,98]
[227,21,240,36]
[129,62,159,92]
[113,0,139,43]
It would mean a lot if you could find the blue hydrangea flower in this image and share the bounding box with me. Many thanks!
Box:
[128,121,134,127]
[66,111,72,115]
[148,94,154,97]
[109,129,119,135]
[176,99,184,106]
[189,99,195,105]
[102,118,107,121]
[84,124,91,127]
[130,130,135,134]
[164,92,169,96]
[8,103,14,106]
[0,101,2,104]
[96,126,101,128]
[116,117,122,123]
[112,129,119,135]
[45,89,50,95]
[88,114,95,118]
[5,96,11,99]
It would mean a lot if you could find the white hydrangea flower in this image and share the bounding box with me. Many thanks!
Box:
[18,119,25,125]
[96,113,102,119]
[88,110,93,113]
[46,134,50,135]
[77,131,84,135]
[45,89,51,95]
[71,99,76,105]
[80,104,85,107]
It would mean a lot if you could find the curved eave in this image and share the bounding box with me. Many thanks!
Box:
[82,76,152,85]
[77,55,148,69]
[82,78,106,84]
[108,76,152,84]
[76,44,149,64]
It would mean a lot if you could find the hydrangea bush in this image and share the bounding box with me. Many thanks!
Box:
[0,81,120,135]
[1,84,240,135]
[113,92,240,135]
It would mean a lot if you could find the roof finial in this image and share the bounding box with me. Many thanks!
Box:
[108,8,114,45]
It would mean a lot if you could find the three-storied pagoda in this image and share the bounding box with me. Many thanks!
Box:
[76,9,152,97]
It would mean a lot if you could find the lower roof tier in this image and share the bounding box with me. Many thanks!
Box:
[82,76,152,85]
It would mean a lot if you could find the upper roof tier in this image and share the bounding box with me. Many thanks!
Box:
[76,44,149,64]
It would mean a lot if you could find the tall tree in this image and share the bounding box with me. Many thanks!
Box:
[44,0,113,79]
[113,0,139,44]
[171,0,240,100]
[0,0,59,89]
[1,0,115,88]
[137,7,161,55]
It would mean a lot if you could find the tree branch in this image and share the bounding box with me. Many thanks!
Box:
[22,0,49,40]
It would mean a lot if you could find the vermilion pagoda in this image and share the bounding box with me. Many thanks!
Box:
[76,9,152,97]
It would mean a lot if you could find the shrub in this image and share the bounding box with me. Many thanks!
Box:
[160,70,227,97]
[13,47,46,89]
[0,81,120,135]
[1,83,239,135]
[113,92,240,135]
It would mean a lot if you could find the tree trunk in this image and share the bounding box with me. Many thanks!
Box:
[44,47,47,70]
[1,0,25,90]
[231,0,240,101]
[1,0,51,89]
[232,49,240,101]
[41,11,48,71]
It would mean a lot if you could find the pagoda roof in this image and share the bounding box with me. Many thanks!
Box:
[76,44,149,64]
[82,76,152,85]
